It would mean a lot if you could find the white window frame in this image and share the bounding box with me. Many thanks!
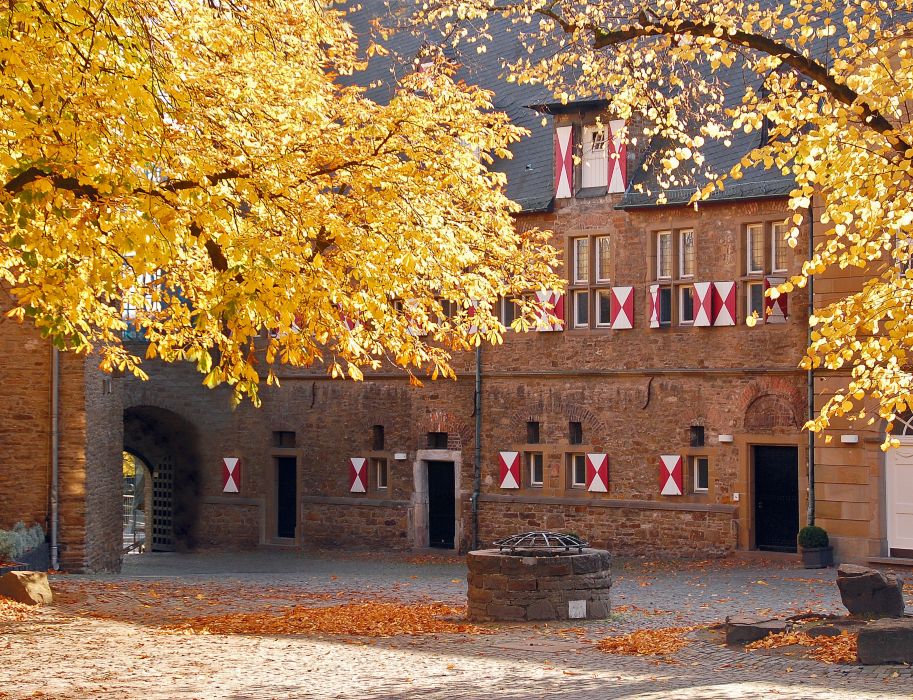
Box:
[747,223,765,275]
[595,235,611,282]
[581,125,608,189]
[747,280,765,321]
[573,289,589,328]
[771,221,789,272]
[500,296,517,327]
[595,289,612,328]
[679,229,695,278]
[528,452,544,487]
[570,453,587,488]
[679,284,694,325]
[573,237,589,284]
[692,456,709,493]
[373,457,388,490]
[657,231,673,280]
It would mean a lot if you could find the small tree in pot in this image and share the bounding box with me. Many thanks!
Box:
[798,525,833,569]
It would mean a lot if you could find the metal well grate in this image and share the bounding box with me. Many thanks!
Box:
[493,531,589,555]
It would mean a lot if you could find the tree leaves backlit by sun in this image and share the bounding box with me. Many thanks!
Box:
[0,0,560,404]
[422,0,913,440]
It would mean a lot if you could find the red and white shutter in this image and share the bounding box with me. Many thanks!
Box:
[499,451,520,489]
[609,286,634,329]
[659,455,683,496]
[467,300,479,334]
[692,282,713,327]
[765,277,788,323]
[607,120,627,194]
[222,457,241,493]
[349,457,367,493]
[711,281,736,326]
[535,291,565,332]
[585,453,609,493]
[649,284,660,328]
[555,125,574,199]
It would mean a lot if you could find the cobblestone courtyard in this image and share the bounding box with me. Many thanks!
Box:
[2,551,912,699]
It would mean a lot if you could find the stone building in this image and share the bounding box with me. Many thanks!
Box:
[1,4,909,571]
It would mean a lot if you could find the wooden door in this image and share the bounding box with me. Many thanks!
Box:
[754,445,799,552]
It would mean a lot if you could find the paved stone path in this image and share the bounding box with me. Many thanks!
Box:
[1,551,912,699]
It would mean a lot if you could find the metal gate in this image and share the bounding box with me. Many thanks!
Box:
[151,454,175,551]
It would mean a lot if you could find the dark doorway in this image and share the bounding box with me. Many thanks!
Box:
[754,445,799,552]
[276,457,297,539]
[427,461,455,548]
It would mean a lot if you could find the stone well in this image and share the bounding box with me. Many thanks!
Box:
[467,547,612,622]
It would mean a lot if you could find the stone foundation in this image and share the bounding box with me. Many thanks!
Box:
[467,548,611,622]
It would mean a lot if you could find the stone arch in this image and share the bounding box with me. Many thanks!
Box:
[508,396,608,443]
[123,406,202,551]
[418,409,472,450]
[738,378,805,432]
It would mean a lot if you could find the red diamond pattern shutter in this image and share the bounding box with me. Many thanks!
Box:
[607,120,627,194]
[499,451,520,489]
[765,277,788,323]
[610,286,634,329]
[555,125,574,199]
[692,282,713,327]
[659,455,684,496]
[534,291,565,331]
[222,457,240,493]
[649,284,660,328]
[586,453,609,493]
[349,457,367,493]
[711,281,736,326]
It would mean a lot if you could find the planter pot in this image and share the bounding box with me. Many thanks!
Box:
[801,546,833,569]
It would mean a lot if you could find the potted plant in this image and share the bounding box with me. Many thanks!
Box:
[798,525,833,569]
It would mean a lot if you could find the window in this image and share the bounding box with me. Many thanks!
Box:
[679,285,694,324]
[747,281,764,319]
[689,425,705,448]
[373,458,388,490]
[679,230,695,277]
[747,223,765,274]
[527,421,540,444]
[596,236,611,282]
[658,286,673,326]
[657,231,673,279]
[581,125,608,189]
[692,457,709,493]
[596,289,612,327]
[427,432,448,449]
[372,425,385,451]
[570,453,587,487]
[772,221,789,272]
[273,431,296,448]
[501,296,518,326]
[573,290,589,328]
[528,452,544,487]
[573,238,589,283]
[569,421,583,445]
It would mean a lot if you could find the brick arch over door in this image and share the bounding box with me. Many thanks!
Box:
[418,409,472,450]
[738,378,805,432]
[123,406,203,551]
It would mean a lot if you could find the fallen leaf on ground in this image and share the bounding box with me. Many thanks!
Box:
[746,630,857,664]
[596,627,696,658]
[0,598,36,622]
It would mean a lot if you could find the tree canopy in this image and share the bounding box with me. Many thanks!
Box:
[424,0,913,440]
[0,0,560,404]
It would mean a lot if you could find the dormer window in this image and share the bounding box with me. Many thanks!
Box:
[553,114,627,200]
[581,125,609,190]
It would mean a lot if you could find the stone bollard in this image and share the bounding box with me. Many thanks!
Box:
[0,571,54,605]
[835,564,905,618]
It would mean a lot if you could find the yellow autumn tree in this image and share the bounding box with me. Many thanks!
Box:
[425,0,913,438]
[0,0,561,404]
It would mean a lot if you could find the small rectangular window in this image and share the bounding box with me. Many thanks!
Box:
[501,297,517,327]
[596,236,611,281]
[747,223,765,274]
[373,458,388,490]
[679,285,694,324]
[772,221,789,272]
[527,421,540,444]
[581,126,608,189]
[372,425,385,451]
[273,431,296,448]
[659,286,672,326]
[596,289,612,327]
[574,290,589,328]
[747,281,765,320]
[569,421,583,445]
[570,453,587,487]
[680,230,695,277]
[573,238,589,283]
[689,425,705,447]
[657,231,673,279]
[693,457,709,492]
[528,452,544,487]
[427,432,448,449]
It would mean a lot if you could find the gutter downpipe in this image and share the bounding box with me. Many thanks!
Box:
[472,344,482,551]
[807,200,816,528]
[50,346,60,570]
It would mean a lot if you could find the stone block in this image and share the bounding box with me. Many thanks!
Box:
[526,599,557,620]
[507,578,537,592]
[725,616,788,644]
[0,571,53,605]
[486,603,525,621]
[857,619,913,665]
[836,564,905,618]
[467,553,502,575]
[587,598,610,619]
[482,574,509,590]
